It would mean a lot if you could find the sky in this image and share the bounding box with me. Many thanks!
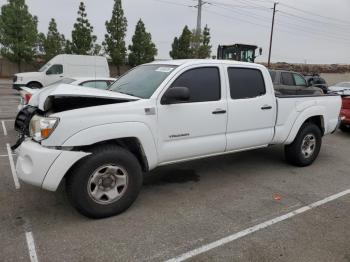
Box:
[1,0,349,64]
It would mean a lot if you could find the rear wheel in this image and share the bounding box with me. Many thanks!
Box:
[66,145,143,219]
[339,123,350,133]
[285,123,322,167]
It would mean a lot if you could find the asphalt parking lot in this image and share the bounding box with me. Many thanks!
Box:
[1,80,350,262]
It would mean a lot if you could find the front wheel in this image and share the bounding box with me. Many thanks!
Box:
[284,123,322,167]
[66,145,143,219]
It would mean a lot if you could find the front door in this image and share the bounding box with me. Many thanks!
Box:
[44,64,64,86]
[157,66,227,164]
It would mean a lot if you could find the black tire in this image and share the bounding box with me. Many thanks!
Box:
[66,145,143,219]
[339,124,350,133]
[284,123,322,167]
[26,82,42,89]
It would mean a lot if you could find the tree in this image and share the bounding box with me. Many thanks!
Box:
[103,0,128,75]
[0,0,38,72]
[170,25,212,59]
[71,2,97,55]
[39,18,66,61]
[170,25,192,59]
[128,19,157,67]
[169,37,180,59]
[64,40,73,54]
[194,25,212,59]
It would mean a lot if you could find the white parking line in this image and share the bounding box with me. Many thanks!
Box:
[2,120,7,136]
[25,232,39,262]
[6,143,20,189]
[0,119,15,122]
[165,188,350,262]
[0,154,15,157]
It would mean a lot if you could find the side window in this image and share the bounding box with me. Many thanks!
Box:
[228,68,266,99]
[281,72,294,86]
[293,74,307,86]
[81,81,109,89]
[170,67,221,102]
[46,64,63,75]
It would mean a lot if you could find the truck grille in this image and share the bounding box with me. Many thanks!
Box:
[14,106,38,136]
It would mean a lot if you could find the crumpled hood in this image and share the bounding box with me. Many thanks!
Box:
[28,83,139,111]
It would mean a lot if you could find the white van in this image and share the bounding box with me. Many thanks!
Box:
[13,55,110,90]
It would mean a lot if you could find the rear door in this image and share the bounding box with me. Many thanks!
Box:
[225,67,276,151]
[157,65,228,163]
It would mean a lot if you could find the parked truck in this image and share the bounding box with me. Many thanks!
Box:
[13,60,341,218]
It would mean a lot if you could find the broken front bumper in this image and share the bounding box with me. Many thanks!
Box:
[16,140,90,191]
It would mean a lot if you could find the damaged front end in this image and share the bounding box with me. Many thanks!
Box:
[12,106,39,150]
[12,84,139,150]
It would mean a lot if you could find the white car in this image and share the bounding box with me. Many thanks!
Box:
[18,77,116,110]
[13,60,341,218]
[13,54,110,90]
[328,82,350,95]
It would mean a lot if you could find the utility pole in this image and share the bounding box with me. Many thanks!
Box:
[196,0,203,36]
[268,2,278,68]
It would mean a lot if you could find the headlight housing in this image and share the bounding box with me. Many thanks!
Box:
[29,115,59,141]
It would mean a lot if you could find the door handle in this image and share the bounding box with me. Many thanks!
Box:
[261,105,272,110]
[212,109,227,114]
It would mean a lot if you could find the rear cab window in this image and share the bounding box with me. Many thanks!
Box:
[228,68,266,99]
[281,72,294,86]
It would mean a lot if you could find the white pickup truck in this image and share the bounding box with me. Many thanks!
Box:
[13,60,341,218]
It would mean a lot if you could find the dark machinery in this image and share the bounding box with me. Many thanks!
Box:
[217,44,262,63]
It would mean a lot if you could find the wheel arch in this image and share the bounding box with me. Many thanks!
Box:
[75,137,150,172]
[285,107,326,145]
[26,81,43,88]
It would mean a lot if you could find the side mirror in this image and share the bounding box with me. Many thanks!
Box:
[161,86,190,105]
[46,70,53,75]
[259,47,263,56]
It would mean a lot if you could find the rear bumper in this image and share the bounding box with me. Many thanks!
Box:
[16,140,90,191]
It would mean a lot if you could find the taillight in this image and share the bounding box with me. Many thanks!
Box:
[342,97,350,109]
[24,94,32,104]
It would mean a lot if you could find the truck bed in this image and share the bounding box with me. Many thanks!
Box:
[272,94,341,144]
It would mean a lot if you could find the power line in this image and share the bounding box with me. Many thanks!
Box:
[203,7,350,45]
[279,2,350,25]
[208,3,350,41]
[278,10,350,29]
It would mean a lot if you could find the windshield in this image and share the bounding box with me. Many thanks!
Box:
[39,63,51,72]
[109,65,176,98]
